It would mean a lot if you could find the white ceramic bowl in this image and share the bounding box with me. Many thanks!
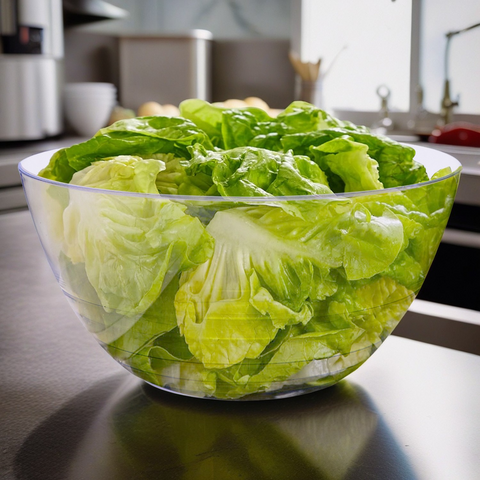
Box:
[64,97,116,137]
[64,83,117,137]
[65,82,116,92]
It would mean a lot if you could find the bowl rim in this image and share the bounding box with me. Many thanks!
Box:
[18,144,462,203]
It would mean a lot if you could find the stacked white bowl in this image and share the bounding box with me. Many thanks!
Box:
[64,83,117,137]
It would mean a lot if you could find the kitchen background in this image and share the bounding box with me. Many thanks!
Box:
[2,6,480,479]
[1,0,479,337]
[74,0,480,116]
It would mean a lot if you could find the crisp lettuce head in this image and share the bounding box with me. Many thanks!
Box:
[36,100,460,399]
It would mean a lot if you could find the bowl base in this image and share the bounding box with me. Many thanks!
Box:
[145,380,340,401]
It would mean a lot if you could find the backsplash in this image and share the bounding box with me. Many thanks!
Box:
[64,32,295,110]
[65,0,294,109]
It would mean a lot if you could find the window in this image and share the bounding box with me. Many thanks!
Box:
[420,0,480,115]
[293,0,414,114]
[292,0,480,128]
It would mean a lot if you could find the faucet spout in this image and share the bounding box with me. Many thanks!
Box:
[440,79,459,126]
[439,21,480,126]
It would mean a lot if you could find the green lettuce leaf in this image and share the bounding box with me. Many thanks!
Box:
[175,208,319,368]
[107,275,180,360]
[217,328,338,398]
[310,136,383,192]
[275,101,348,132]
[310,276,414,345]
[405,166,459,218]
[302,202,404,281]
[220,100,348,150]
[321,129,426,188]
[58,253,144,344]
[183,205,339,310]
[39,116,214,183]
[70,155,164,194]
[179,98,226,148]
[63,156,214,319]
[63,195,213,318]
[153,152,217,196]
[221,106,278,149]
[125,326,215,395]
[282,128,427,189]
[356,174,458,284]
[383,251,425,291]
[184,144,332,198]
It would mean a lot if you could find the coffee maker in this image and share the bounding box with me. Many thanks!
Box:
[0,0,64,141]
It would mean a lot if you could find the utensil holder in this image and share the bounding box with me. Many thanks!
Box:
[299,79,323,109]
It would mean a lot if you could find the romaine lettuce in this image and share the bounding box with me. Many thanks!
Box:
[36,101,459,399]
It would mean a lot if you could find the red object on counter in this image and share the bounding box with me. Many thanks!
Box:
[429,122,480,147]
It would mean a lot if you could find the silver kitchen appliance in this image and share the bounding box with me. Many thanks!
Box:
[118,30,213,111]
[0,0,64,141]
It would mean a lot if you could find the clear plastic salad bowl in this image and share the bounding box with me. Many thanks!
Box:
[19,145,461,400]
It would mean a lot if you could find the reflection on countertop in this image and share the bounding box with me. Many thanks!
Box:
[14,375,415,480]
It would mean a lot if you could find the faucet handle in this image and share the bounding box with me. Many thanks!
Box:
[376,85,391,115]
[372,85,394,133]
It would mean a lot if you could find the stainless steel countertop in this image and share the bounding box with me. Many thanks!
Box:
[0,136,88,211]
[1,210,480,479]
[0,136,88,188]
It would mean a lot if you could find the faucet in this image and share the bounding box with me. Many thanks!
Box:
[439,21,480,126]
[440,79,459,127]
